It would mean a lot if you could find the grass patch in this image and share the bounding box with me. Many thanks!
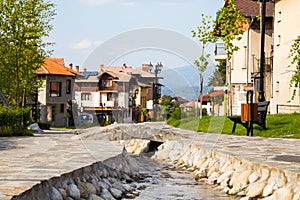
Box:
[167,113,300,139]
[0,127,34,137]
[50,126,76,130]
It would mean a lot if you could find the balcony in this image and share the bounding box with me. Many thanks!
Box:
[214,43,227,61]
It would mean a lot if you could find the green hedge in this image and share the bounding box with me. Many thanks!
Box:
[0,106,32,136]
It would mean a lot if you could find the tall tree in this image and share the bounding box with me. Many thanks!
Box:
[208,61,226,88]
[192,14,217,119]
[0,0,56,107]
[213,0,247,115]
[215,0,247,59]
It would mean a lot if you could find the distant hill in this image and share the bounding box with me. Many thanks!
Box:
[160,65,212,101]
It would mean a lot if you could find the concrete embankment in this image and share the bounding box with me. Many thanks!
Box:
[11,150,143,200]
[151,140,300,200]
[106,123,300,200]
[8,123,300,199]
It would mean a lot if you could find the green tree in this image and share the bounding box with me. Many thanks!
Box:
[192,14,217,119]
[160,95,180,119]
[208,60,226,88]
[289,36,300,100]
[0,0,56,107]
[215,0,247,59]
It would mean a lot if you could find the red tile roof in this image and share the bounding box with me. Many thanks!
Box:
[208,90,224,97]
[200,90,225,102]
[37,58,80,76]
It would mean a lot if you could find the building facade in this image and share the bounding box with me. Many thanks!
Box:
[271,0,300,113]
[215,0,274,115]
[75,64,160,124]
[37,58,79,126]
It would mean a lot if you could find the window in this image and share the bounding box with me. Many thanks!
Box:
[102,79,113,87]
[81,93,91,101]
[60,104,64,113]
[50,82,62,97]
[107,93,113,101]
[66,80,71,94]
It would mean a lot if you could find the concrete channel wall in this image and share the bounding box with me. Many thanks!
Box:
[12,151,142,200]
[103,123,300,200]
[152,141,300,200]
[12,123,300,200]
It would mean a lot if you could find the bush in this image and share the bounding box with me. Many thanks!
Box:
[170,107,182,120]
[0,106,32,136]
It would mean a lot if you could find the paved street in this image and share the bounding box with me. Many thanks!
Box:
[0,130,123,199]
[169,126,300,174]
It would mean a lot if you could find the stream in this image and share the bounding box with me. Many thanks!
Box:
[127,155,238,200]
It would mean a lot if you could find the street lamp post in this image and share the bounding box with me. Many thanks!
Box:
[253,0,269,102]
[130,88,139,122]
[148,62,163,102]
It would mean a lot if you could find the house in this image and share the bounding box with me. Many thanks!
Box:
[204,90,225,116]
[215,0,274,115]
[183,95,213,116]
[75,64,160,124]
[271,0,300,113]
[36,58,79,126]
[74,68,101,122]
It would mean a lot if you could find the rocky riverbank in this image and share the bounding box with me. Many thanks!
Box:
[152,140,300,200]
[11,149,238,200]
[11,150,144,200]
[9,123,300,200]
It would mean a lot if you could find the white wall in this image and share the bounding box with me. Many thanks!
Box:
[272,0,300,113]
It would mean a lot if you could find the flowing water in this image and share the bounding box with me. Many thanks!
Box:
[128,155,238,200]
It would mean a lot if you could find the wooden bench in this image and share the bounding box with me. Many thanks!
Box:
[228,101,270,136]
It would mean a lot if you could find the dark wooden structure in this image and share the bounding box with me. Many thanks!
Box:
[228,90,269,136]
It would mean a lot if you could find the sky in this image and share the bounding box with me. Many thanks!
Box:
[50,0,224,70]
[49,0,225,99]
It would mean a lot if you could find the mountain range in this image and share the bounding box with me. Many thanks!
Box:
[160,65,212,101]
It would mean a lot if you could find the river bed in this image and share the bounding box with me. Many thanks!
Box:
[129,155,237,200]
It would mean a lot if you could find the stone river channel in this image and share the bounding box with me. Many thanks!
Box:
[129,154,237,200]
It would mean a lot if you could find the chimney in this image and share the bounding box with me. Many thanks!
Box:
[99,64,104,73]
[142,63,148,72]
[84,68,87,72]
[69,63,73,70]
[75,66,79,73]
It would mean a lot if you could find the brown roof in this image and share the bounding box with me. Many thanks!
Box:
[207,90,224,98]
[234,0,274,17]
[199,90,224,102]
[37,58,80,76]
[105,65,156,78]
[184,101,196,108]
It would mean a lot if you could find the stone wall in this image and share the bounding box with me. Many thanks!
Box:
[77,123,300,199]
[153,140,300,200]
[11,151,142,200]
[13,123,300,200]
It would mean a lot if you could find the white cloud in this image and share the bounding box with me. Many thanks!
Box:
[73,39,92,49]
